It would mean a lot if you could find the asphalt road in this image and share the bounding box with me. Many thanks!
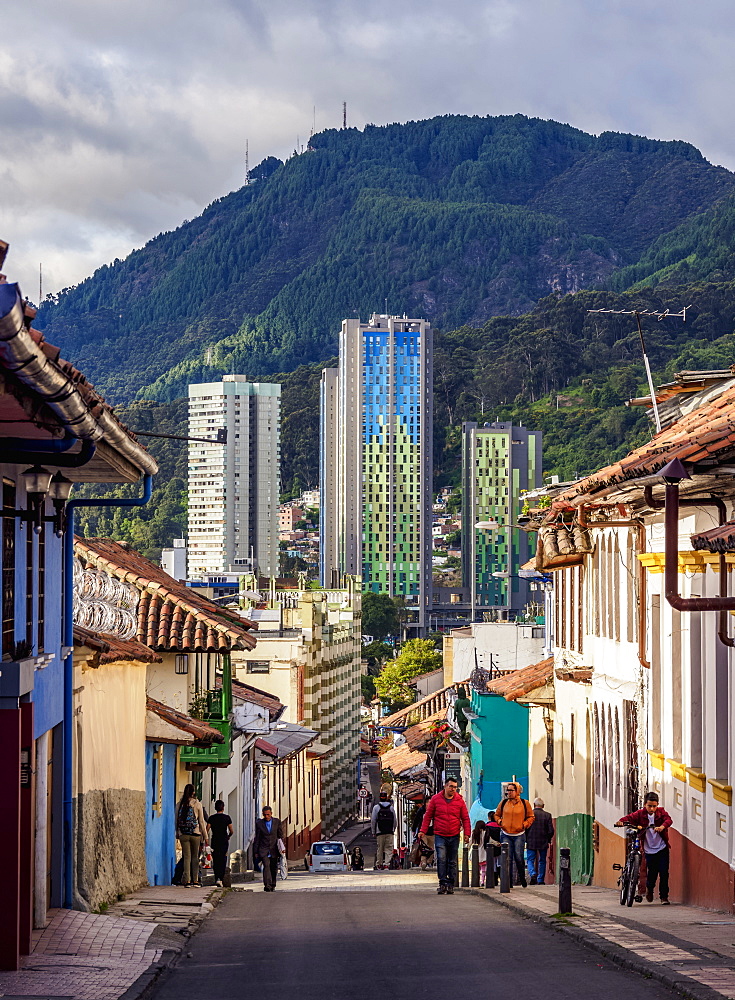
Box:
[152,884,681,1000]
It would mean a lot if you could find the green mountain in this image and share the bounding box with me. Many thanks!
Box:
[37,114,735,403]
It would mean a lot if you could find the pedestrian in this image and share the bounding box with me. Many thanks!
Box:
[253,806,284,892]
[371,791,397,870]
[351,846,365,870]
[484,814,502,887]
[525,797,554,885]
[206,799,233,887]
[176,783,208,887]
[494,781,534,887]
[615,791,673,904]
[420,777,471,895]
[471,820,488,886]
[389,849,401,869]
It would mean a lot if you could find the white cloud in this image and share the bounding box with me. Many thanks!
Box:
[1,0,734,297]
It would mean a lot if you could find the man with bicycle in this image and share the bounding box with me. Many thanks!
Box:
[615,792,673,904]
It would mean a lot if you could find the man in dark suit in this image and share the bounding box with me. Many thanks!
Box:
[253,806,284,892]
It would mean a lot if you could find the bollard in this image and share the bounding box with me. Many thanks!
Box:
[461,842,470,887]
[470,843,480,887]
[559,847,572,914]
[499,841,511,893]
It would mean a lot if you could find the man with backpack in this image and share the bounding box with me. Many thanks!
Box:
[495,781,535,887]
[371,791,397,869]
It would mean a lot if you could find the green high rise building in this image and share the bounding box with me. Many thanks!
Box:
[461,421,542,617]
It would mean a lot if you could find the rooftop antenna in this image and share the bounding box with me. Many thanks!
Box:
[343,101,347,130]
[245,139,250,186]
[587,305,690,434]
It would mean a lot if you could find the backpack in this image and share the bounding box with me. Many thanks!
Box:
[498,797,532,826]
[376,804,396,834]
[179,802,198,835]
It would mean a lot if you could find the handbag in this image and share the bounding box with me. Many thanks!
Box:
[277,838,286,856]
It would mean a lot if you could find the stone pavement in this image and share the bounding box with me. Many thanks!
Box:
[463,882,735,1000]
[0,886,223,1000]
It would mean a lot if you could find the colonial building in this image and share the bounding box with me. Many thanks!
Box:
[528,372,735,907]
[0,249,158,970]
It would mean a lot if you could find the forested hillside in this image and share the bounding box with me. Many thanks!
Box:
[78,279,735,560]
[37,114,735,403]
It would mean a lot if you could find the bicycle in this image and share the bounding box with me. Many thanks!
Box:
[612,825,643,907]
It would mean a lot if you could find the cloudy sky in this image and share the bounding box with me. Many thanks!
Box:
[3,0,734,298]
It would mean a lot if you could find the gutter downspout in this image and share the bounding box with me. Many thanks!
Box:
[3,440,96,469]
[646,486,734,646]
[62,473,153,908]
[3,432,77,453]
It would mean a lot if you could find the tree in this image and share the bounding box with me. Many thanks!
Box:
[361,592,401,640]
[362,640,394,671]
[375,639,443,708]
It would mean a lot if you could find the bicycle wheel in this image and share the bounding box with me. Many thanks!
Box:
[619,866,629,906]
[625,854,640,906]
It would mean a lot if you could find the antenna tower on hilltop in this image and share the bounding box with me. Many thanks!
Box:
[245,139,250,186]
[343,101,347,129]
[39,263,42,305]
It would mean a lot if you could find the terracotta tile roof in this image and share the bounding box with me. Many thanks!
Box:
[554,666,593,683]
[380,742,429,777]
[146,696,225,745]
[230,677,285,721]
[403,710,447,751]
[549,380,735,509]
[691,521,735,553]
[486,656,554,701]
[254,737,279,757]
[398,781,428,801]
[75,538,256,652]
[380,686,453,728]
[73,625,162,664]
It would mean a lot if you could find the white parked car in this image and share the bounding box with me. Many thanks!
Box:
[305,841,350,873]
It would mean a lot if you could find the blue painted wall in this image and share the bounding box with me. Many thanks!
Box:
[145,742,177,886]
[469,689,529,816]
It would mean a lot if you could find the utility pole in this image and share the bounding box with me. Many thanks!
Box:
[587,306,690,434]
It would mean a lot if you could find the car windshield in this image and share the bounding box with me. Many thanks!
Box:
[312,843,344,855]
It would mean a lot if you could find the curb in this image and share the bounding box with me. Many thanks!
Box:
[120,887,228,1000]
[460,888,731,1000]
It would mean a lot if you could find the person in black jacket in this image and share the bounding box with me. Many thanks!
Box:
[253,807,284,892]
[525,798,554,885]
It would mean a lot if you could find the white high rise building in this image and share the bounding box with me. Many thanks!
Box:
[188,377,280,579]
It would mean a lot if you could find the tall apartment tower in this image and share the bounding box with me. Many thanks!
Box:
[321,315,433,630]
[461,421,542,617]
[188,377,280,579]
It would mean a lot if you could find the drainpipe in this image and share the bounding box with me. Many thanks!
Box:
[62,473,153,908]
[3,432,77,454]
[646,482,733,645]
[3,440,96,469]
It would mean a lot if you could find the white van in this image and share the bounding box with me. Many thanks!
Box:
[305,841,349,873]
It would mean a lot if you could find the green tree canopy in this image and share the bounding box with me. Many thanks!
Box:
[361,592,401,640]
[375,638,443,708]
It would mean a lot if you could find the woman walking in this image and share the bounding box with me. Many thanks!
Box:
[471,820,488,886]
[176,783,208,887]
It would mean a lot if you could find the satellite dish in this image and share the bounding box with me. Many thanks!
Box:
[393,733,407,747]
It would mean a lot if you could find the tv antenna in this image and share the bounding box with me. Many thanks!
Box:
[587,305,691,434]
[245,139,250,186]
[39,263,42,304]
[343,101,347,129]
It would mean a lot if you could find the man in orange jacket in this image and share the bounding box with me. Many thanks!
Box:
[495,781,535,887]
[420,777,471,895]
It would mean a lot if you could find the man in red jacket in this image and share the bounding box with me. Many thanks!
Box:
[615,792,673,904]
[420,777,471,895]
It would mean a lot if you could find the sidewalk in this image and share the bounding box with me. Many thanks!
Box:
[0,885,224,1000]
[462,882,735,1000]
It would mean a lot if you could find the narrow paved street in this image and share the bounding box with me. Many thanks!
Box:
[151,883,681,1000]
